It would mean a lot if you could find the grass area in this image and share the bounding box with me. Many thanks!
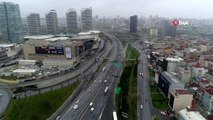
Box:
[0,75,17,81]
[148,67,155,79]
[115,44,140,120]
[150,86,169,110]
[4,81,80,120]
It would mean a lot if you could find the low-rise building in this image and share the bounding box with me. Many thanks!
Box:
[168,89,193,113]
[178,108,206,120]
[192,63,206,78]
[23,34,100,68]
[157,72,185,96]
[12,69,37,78]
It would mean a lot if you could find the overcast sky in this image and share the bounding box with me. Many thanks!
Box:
[3,0,213,19]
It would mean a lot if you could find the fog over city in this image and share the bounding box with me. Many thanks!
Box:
[4,0,213,18]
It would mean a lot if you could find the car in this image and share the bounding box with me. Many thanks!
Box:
[0,93,3,97]
[73,105,78,110]
[104,80,107,83]
[139,73,144,76]
[75,100,79,104]
[140,105,143,109]
[56,116,60,120]
[90,107,94,113]
[89,102,93,108]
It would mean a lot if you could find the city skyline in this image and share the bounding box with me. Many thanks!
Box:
[3,0,213,19]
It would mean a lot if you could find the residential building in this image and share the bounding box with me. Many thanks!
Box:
[81,8,92,31]
[168,89,193,113]
[162,57,183,73]
[178,108,206,120]
[199,79,212,88]
[178,66,192,84]
[192,63,206,78]
[45,10,58,35]
[202,86,213,112]
[199,45,208,52]
[27,13,41,35]
[157,72,185,96]
[0,2,23,43]
[130,15,138,33]
[66,9,78,34]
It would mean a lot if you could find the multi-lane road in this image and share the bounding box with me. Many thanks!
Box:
[132,41,153,120]
[55,32,124,120]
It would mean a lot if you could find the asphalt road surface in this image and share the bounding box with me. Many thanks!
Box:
[0,88,11,117]
[132,41,153,120]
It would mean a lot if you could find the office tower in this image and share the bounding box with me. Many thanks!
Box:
[159,20,176,38]
[130,15,138,33]
[66,9,78,34]
[81,8,92,31]
[0,2,23,43]
[45,10,58,35]
[27,13,41,35]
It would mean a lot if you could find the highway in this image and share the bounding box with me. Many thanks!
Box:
[132,41,153,120]
[0,88,11,117]
[79,35,124,120]
[57,32,123,120]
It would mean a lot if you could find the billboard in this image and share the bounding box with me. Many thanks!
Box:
[35,46,64,55]
[65,47,72,59]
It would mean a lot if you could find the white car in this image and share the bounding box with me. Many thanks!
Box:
[73,105,78,110]
[89,102,93,108]
[0,93,3,97]
[90,107,94,113]
[140,105,143,109]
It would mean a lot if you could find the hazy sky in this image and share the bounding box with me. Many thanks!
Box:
[4,0,213,19]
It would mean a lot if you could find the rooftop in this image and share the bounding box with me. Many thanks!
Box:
[24,35,54,40]
[19,60,37,63]
[13,69,37,73]
[45,37,70,42]
[193,63,203,68]
[0,44,16,48]
[166,57,183,62]
[175,89,191,95]
[200,79,211,84]
[77,30,100,36]
[178,108,206,120]
[161,72,184,84]
[205,86,213,95]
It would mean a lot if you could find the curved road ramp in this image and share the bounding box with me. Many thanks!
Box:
[0,88,11,118]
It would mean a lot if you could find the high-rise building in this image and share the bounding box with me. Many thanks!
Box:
[130,15,138,33]
[27,13,41,35]
[45,10,58,35]
[81,8,92,31]
[66,9,77,34]
[0,2,23,43]
[159,20,177,38]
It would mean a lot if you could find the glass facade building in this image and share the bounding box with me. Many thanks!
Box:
[0,2,23,43]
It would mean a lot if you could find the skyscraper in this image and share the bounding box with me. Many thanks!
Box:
[66,9,78,34]
[45,10,58,35]
[130,15,138,33]
[27,13,41,35]
[81,8,92,31]
[0,2,23,43]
